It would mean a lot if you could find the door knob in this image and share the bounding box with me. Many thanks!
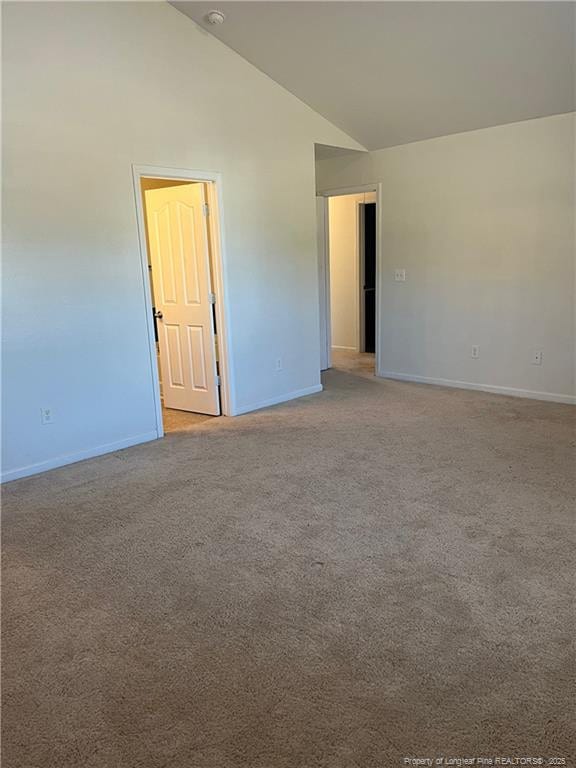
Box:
[154,310,163,319]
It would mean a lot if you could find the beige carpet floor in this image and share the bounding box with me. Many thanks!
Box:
[3,358,575,767]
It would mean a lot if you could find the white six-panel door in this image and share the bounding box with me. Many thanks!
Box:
[145,183,220,415]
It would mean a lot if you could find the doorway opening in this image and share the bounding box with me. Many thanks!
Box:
[316,186,380,378]
[133,166,232,437]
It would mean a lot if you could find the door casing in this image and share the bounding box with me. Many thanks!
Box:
[132,165,235,437]
[317,183,382,374]
[316,196,331,370]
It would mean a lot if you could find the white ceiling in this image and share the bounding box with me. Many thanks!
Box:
[171,1,575,150]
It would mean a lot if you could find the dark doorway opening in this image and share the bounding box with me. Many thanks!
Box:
[362,202,376,353]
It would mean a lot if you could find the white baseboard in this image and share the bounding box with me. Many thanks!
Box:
[1,430,159,483]
[331,345,358,352]
[233,384,323,416]
[377,370,575,405]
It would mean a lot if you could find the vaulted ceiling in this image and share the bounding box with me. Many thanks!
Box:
[171,1,575,150]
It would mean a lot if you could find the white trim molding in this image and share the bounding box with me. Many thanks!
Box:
[131,164,236,430]
[316,182,382,374]
[378,370,576,405]
[233,384,323,416]
[331,345,358,352]
[1,431,158,484]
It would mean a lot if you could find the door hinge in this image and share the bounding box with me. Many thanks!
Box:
[215,375,221,386]
[208,292,216,304]
[202,203,209,217]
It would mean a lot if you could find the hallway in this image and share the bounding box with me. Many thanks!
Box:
[330,348,376,379]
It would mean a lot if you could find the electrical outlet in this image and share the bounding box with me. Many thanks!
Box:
[532,350,543,366]
[275,357,283,372]
[394,269,406,282]
[471,345,480,359]
[41,407,54,425]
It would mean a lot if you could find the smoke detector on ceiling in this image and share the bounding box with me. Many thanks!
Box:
[206,10,225,25]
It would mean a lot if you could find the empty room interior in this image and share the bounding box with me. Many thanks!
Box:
[1,2,575,766]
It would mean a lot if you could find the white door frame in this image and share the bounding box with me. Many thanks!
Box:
[132,164,235,436]
[316,196,331,370]
[316,183,382,375]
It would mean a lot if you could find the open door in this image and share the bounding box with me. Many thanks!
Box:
[145,183,220,415]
